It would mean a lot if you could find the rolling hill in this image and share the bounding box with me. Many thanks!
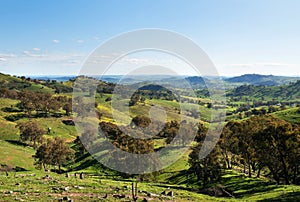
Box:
[225,74,300,86]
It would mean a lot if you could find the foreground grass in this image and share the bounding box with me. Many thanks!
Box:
[221,171,300,201]
[1,169,299,202]
[0,171,229,202]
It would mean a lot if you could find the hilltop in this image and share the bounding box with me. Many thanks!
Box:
[224,74,300,86]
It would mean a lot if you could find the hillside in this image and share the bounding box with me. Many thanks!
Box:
[225,74,300,86]
[0,72,300,201]
[0,73,54,93]
[228,80,300,101]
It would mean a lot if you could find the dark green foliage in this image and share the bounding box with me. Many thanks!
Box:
[34,137,74,172]
[16,121,45,148]
[131,115,151,128]
[222,115,300,184]
[228,80,300,101]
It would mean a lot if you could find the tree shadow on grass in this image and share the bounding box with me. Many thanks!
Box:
[258,190,300,202]
[5,139,29,147]
[166,170,191,185]
[220,172,278,198]
[1,107,22,113]
[4,113,27,122]
[154,183,193,192]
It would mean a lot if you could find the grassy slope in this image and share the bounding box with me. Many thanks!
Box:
[0,171,230,202]
[0,73,300,201]
[0,140,35,170]
[272,107,300,125]
[0,73,54,93]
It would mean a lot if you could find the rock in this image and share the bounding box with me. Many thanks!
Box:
[102,193,108,199]
[161,190,166,195]
[167,191,174,197]
[73,186,84,190]
[147,192,159,197]
[113,194,125,199]
[63,187,70,191]
[15,182,21,186]
[52,187,60,191]
[62,196,71,201]
[204,185,234,198]
[15,198,24,201]
[43,174,52,180]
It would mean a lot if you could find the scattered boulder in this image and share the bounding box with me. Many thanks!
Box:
[42,174,52,180]
[62,196,72,201]
[62,119,75,126]
[102,193,108,199]
[52,187,60,192]
[61,186,70,191]
[147,192,159,197]
[167,191,174,197]
[113,194,126,199]
[202,184,234,198]
[73,185,84,190]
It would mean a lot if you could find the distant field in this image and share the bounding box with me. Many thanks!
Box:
[273,107,300,125]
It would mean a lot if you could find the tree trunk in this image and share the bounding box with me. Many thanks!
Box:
[135,181,138,199]
[203,161,208,188]
[257,167,261,178]
[131,182,137,202]
[248,161,252,178]
[279,153,290,185]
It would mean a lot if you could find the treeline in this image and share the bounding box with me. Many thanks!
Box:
[220,115,300,185]
[227,80,300,100]
[0,88,72,118]
[187,115,300,188]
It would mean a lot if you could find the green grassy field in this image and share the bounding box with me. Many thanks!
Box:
[1,73,300,201]
[273,107,300,125]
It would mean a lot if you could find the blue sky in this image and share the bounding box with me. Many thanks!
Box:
[0,0,299,76]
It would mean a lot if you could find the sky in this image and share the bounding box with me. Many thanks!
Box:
[0,0,299,76]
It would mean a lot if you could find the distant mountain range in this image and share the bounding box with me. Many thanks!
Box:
[227,80,300,100]
[224,74,300,86]
[4,73,300,90]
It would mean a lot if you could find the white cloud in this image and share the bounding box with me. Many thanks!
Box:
[32,48,41,51]
[0,53,16,62]
[52,39,60,44]
[0,53,16,58]
[76,39,85,44]
[23,50,46,58]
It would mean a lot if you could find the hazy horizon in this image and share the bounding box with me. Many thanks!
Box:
[1,71,300,78]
